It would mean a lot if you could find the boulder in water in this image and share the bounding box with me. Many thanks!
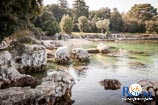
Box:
[99,79,121,90]
[71,48,89,63]
[97,43,110,54]
[55,47,70,64]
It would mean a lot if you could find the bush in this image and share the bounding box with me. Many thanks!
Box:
[60,15,73,34]
[78,16,89,32]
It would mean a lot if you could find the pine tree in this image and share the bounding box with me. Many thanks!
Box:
[72,0,89,21]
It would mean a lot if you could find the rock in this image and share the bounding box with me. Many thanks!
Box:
[55,47,70,64]
[97,43,110,54]
[71,48,89,62]
[0,70,75,105]
[0,51,12,67]
[16,44,47,73]
[87,48,99,53]
[73,66,88,71]
[99,79,121,90]
[42,40,62,50]
[128,61,146,68]
[0,67,37,89]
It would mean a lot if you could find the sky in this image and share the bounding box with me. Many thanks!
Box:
[43,0,158,12]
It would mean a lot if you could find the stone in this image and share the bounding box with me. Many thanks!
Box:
[0,51,12,67]
[87,48,99,53]
[0,70,75,105]
[55,47,70,64]
[71,48,89,62]
[0,67,37,89]
[16,44,47,73]
[99,79,121,90]
[97,43,110,54]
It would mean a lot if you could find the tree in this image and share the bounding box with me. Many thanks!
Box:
[128,4,157,21]
[110,8,123,32]
[145,20,158,33]
[78,16,88,32]
[60,15,73,34]
[46,4,71,22]
[33,11,60,36]
[89,8,111,20]
[73,0,89,21]
[58,0,68,9]
[0,0,43,42]
[96,19,110,33]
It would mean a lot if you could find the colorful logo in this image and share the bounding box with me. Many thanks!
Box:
[129,84,142,96]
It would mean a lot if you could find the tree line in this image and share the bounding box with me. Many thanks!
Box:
[0,0,158,41]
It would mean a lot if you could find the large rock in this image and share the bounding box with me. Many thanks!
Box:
[0,67,37,89]
[99,79,121,90]
[55,47,70,64]
[0,70,75,105]
[71,48,89,62]
[97,43,110,54]
[0,51,12,67]
[16,44,47,73]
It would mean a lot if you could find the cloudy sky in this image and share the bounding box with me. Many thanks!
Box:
[43,0,158,12]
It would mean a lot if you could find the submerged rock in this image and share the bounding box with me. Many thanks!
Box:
[71,48,89,62]
[128,61,146,69]
[87,48,99,53]
[0,70,75,105]
[99,79,121,90]
[0,67,37,89]
[55,47,70,64]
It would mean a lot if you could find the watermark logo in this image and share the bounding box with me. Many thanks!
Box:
[122,83,153,102]
[129,84,142,96]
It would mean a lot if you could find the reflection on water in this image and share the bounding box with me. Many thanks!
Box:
[66,40,158,105]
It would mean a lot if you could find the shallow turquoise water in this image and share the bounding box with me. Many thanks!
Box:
[68,40,158,105]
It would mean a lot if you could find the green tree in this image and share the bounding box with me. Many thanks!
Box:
[128,4,157,21]
[0,0,43,42]
[110,8,123,32]
[78,16,88,32]
[89,8,111,20]
[60,15,73,34]
[47,4,71,22]
[96,19,110,33]
[33,11,60,36]
[73,0,89,21]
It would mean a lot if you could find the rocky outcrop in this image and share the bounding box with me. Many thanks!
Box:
[16,44,47,73]
[71,48,89,62]
[0,51,12,67]
[0,70,75,105]
[99,79,121,90]
[97,43,110,54]
[55,47,70,64]
[0,67,37,89]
